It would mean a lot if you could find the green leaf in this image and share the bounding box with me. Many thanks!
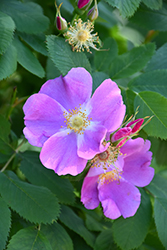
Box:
[92,71,109,93]
[94,229,116,250]
[0,172,60,224]
[0,197,11,250]
[129,70,167,98]
[20,151,75,205]
[46,35,91,76]
[0,115,11,143]
[0,44,17,80]
[46,58,61,80]
[41,223,73,250]
[104,0,141,18]
[94,37,118,72]
[19,32,48,56]
[145,43,167,71]
[0,12,15,54]
[146,174,167,199]
[122,89,136,116]
[143,232,165,250]
[112,189,152,250]
[154,197,167,249]
[130,3,167,31]
[0,138,14,164]
[142,0,162,10]
[0,115,13,164]
[98,2,118,26]
[134,91,167,139]
[0,0,49,34]
[59,205,95,247]
[7,227,53,250]
[109,43,155,79]
[155,140,167,166]
[13,36,45,78]
[85,214,104,232]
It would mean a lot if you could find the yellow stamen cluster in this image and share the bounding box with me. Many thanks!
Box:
[63,105,91,134]
[64,18,100,53]
[91,143,121,171]
[98,170,122,185]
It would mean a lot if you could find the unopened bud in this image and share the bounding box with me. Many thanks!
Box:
[77,0,92,10]
[88,0,98,21]
[55,2,67,31]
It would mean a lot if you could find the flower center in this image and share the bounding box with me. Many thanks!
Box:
[77,30,88,42]
[98,170,122,185]
[91,143,121,171]
[71,116,83,129]
[63,106,91,134]
[98,151,109,161]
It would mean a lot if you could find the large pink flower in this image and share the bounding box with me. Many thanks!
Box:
[23,67,125,176]
[81,138,154,219]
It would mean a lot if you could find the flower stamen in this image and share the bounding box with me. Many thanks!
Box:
[98,169,122,185]
[91,142,121,171]
[63,105,91,134]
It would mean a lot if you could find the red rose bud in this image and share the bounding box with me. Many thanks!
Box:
[77,0,92,10]
[55,2,67,31]
[88,0,98,21]
[112,118,145,147]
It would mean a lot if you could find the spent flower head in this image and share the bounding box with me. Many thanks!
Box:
[64,18,101,53]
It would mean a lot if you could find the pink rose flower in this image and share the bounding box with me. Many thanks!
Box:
[81,138,154,219]
[23,67,125,176]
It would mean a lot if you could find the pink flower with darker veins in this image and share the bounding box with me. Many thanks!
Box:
[81,138,154,219]
[23,67,125,176]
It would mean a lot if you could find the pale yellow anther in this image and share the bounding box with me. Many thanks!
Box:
[63,105,91,134]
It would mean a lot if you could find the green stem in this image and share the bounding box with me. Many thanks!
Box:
[71,13,79,25]
[1,138,26,173]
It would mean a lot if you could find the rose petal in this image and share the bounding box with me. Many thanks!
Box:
[23,93,66,147]
[121,138,154,187]
[81,175,99,209]
[40,130,87,176]
[98,179,141,219]
[39,67,92,110]
[77,123,107,159]
[88,79,125,131]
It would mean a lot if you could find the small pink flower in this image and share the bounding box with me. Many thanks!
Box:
[23,67,125,176]
[81,138,154,219]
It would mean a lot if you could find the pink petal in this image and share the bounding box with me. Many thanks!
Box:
[23,93,66,147]
[98,179,141,219]
[127,118,144,133]
[77,123,107,159]
[121,138,154,187]
[39,67,92,111]
[88,79,125,132]
[81,175,99,209]
[40,130,87,176]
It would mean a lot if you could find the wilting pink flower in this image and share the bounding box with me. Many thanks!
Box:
[23,67,125,176]
[111,118,144,147]
[81,138,154,219]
